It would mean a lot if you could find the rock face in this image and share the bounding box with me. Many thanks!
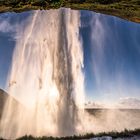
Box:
[0,89,8,118]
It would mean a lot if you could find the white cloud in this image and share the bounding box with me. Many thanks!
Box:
[0,19,14,33]
[85,97,140,109]
[117,97,140,109]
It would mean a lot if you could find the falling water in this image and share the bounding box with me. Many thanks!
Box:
[0,9,85,139]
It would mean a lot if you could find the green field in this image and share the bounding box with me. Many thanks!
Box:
[0,0,140,23]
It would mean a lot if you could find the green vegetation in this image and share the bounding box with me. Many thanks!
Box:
[64,0,140,23]
[0,0,140,23]
[0,128,139,140]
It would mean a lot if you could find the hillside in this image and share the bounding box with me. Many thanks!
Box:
[0,89,8,118]
[0,89,20,119]
[0,0,140,23]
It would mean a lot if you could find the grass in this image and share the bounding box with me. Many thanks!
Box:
[64,0,140,23]
[0,0,140,23]
[0,128,139,140]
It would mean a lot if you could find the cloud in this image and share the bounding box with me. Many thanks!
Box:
[85,97,140,109]
[117,97,140,109]
[0,19,14,33]
[0,13,18,33]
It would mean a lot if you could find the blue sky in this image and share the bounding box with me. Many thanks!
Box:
[80,11,140,104]
[0,12,31,89]
[0,10,140,105]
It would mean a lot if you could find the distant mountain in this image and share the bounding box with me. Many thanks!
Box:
[85,101,104,109]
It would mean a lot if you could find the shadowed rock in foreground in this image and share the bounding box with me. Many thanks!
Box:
[0,0,140,23]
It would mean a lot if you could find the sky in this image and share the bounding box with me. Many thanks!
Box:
[0,9,140,107]
[80,11,140,106]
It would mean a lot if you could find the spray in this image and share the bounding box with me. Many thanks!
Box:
[0,9,85,139]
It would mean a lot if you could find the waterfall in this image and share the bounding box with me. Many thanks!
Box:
[0,9,85,139]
